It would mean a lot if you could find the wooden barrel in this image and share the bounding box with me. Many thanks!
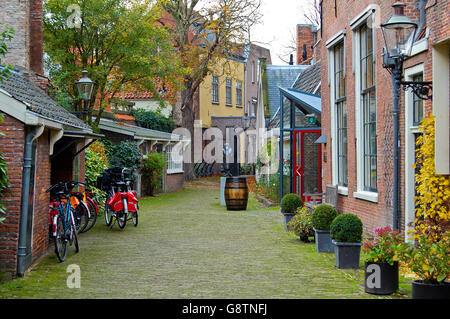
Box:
[224,177,248,211]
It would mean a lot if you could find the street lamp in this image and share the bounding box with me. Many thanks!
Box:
[380,2,432,231]
[75,70,96,119]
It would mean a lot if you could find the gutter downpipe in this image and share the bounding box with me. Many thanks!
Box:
[17,125,43,277]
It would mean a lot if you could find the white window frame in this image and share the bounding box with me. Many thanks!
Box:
[327,32,348,195]
[166,144,184,174]
[225,77,232,106]
[404,63,424,240]
[351,8,378,202]
[212,75,219,104]
[236,81,242,107]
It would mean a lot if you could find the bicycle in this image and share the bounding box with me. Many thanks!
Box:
[71,190,98,233]
[99,167,139,229]
[47,182,83,262]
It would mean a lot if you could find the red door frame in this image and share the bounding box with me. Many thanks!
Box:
[293,130,322,202]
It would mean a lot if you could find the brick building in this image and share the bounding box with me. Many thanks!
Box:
[319,0,449,237]
[0,0,96,279]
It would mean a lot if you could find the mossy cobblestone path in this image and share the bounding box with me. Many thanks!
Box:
[0,178,410,298]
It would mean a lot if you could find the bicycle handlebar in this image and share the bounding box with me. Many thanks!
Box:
[46,181,86,194]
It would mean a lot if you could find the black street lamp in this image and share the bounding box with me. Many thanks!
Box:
[75,70,96,120]
[380,2,433,231]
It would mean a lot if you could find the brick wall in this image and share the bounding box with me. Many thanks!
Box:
[31,130,50,263]
[165,172,184,193]
[297,24,317,65]
[319,0,437,238]
[0,113,24,280]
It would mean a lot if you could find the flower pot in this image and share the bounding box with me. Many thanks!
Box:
[332,240,362,269]
[364,261,399,295]
[314,228,334,253]
[412,280,450,299]
[282,211,296,230]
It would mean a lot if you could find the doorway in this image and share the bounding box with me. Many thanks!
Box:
[293,130,322,202]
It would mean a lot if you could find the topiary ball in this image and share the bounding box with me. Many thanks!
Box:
[280,193,303,213]
[311,204,337,230]
[330,213,363,243]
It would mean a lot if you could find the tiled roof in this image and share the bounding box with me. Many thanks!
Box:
[0,68,91,130]
[292,61,321,95]
[266,65,308,118]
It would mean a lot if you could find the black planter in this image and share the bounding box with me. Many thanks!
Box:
[314,229,334,253]
[282,211,296,230]
[412,280,450,299]
[332,240,362,269]
[364,261,399,295]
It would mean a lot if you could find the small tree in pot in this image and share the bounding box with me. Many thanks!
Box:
[280,193,303,229]
[311,204,337,253]
[362,226,405,295]
[330,214,363,269]
[287,206,314,242]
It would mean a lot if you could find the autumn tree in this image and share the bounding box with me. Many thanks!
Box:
[158,0,262,179]
[43,0,185,128]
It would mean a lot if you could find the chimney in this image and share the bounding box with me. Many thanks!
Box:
[0,0,43,74]
[296,24,318,65]
[29,0,43,75]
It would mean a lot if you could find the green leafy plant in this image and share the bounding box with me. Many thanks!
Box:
[132,109,176,133]
[280,193,303,214]
[254,173,280,203]
[109,141,142,174]
[397,225,450,284]
[330,213,363,243]
[240,164,255,176]
[311,204,337,230]
[287,206,314,242]
[0,114,9,223]
[0,23,14,81]
[362,226,405,265]
[142,152,165,196]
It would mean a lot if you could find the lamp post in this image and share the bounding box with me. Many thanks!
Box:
[381,2,432,231]
[75,70,96,121]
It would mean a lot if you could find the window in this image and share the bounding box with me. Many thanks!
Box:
[167,144,183,174]
[359,23,377,192]
[251,61,255,83]
[236,81,242,107]
[212,75,219,103]
[412,74,424,126]
[334,41,347,187]
[226,78,232,106]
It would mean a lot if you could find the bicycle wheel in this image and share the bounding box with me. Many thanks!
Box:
[105,202,114,227]
[71,223,79,253]
[83,197,98,232]
[54,216,67,262]
[131,212,138,227]
[117,211,127,229]
[75,204,89,233]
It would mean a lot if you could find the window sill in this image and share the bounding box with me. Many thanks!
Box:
[225,104,233,107]
[338,186,348,196]
[236,105,243,108]
[167,169,184,175]
[212,101,219,105]
[353,190,378,203]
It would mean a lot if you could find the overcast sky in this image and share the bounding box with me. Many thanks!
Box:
[250,0,316,65]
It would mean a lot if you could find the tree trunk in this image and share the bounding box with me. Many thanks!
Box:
[181,90,195,181]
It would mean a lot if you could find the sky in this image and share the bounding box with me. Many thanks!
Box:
[250,0,317,65]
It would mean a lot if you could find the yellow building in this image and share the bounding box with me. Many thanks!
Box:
[197,57,246,128]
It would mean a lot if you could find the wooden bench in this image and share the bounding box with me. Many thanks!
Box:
[303,184,339,212]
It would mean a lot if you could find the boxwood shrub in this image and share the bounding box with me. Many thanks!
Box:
[280,193,303,213]
[311,204,337,230]
[330,213,363,243]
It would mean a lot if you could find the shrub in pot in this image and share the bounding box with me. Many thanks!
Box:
[330,214,363,269]
[287,207,314,242]
[397,229,450,299]
[311,204,337,253]
[362,226,405,295]
[280,193,303,229]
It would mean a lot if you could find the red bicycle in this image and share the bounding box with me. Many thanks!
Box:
[99,167,139,229]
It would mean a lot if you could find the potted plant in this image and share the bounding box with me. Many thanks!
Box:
[398,230,450,299]
[287,206,314,242]
[362,226,405,295]
[280,193,303,229]
[311,204,337,253]
[330,213,363,269]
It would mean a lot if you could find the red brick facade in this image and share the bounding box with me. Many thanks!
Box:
[319,0,449,237]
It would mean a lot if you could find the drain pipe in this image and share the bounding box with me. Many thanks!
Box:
[17,125,43,277]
